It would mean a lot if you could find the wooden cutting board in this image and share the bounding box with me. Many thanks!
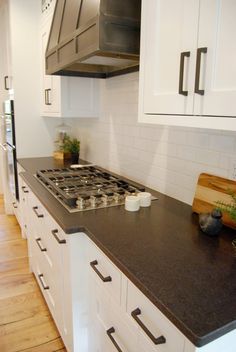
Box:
[192,173,236,229]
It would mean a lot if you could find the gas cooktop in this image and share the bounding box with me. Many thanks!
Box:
[36,165,152,213]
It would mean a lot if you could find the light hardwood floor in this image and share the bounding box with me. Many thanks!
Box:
[0,195,66,352]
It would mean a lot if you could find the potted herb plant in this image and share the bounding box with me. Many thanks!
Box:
[216,190,236,225]
[61,134,80,164]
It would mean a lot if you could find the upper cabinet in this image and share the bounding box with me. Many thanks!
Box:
[139,0,236,130]
[0,0,13,102]
[40,0,100,118]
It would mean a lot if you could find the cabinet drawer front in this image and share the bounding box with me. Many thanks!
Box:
[42,210,66,260]
[31,232,62,284]
[34,260,57,316]
[127,281,185,352]
[34,259,63,335]
[106,306,138,352]
[88,240,122,304]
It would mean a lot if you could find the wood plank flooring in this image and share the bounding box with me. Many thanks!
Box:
[0,195,66,352]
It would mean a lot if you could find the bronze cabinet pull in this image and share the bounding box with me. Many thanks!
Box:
[90,260,112,282]
[44,89,48,105]
[106,327,123,352]
[44,89,52,105]
[36,238,47,252]
[4,75,9,90]
[21,186,29,193]
[179,51,190,96]
[32,206,44,218]
[51,229,66,244]
[38,274,49,290]
[194,47,207,95]
[131,308,166,345]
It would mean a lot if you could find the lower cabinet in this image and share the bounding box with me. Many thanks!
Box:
[19,183,236,352]
[26,190,72,351]
[86,237,185,352]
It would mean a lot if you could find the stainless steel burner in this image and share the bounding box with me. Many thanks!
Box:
[35,165,153,212]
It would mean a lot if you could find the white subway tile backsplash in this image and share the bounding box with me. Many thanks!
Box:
[74,72,236,206]
[209,134,236,153]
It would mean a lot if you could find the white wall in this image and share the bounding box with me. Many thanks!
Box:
[9,0,57,158]
[73,72,236,205]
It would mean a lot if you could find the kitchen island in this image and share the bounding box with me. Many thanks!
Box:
[18,157,236,351]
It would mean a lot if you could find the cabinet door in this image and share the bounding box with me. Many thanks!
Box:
[41,18,60,115]
[0,0,13,100]
[194,0,236,117]
[142,0,199,115]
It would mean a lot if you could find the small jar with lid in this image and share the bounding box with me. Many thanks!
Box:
[54,120,72,153]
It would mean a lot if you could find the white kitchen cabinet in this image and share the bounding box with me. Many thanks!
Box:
[126,280,185,352]
[195,0,236,117]
[20,182,236,352]
[26,191,72,351]
[18,173,30,239]
[87,240,138,352]
[40,4,100,118]
[0,0,13,101]
[139,0,236,130]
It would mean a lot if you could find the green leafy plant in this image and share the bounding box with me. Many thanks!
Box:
[216,190,236,223]
[61,134,80,154]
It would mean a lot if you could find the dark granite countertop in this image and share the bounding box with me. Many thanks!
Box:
[18,157,236,348]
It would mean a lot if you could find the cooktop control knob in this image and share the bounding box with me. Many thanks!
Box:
[76,195,91,210]
[91,194,103,208]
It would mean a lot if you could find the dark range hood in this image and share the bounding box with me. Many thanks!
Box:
[46,0,141,78]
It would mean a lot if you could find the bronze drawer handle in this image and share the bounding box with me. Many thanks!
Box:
[36,238,47,252]
[106,327,123,352]
[32,206,44,218]
[4,75,9,90]
[131,308,166,345]
[38,274,49,290]
[51,229,66,244]
[90,260,112,282]
[12,202,17,209]
[21,186,29,193]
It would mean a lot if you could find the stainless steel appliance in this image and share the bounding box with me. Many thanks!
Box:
[0,100,19,200]
[36,165,151,213]
[46,0,141,78]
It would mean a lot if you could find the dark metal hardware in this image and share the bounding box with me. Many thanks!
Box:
[22,186,29,193]
[32,206,44,218]
[44,89,52,105]
[6,142,15,151]
[4,75,9,90]
[51,229,66,244]
[47,89,52,105]
[44,89,48,105]
[36,238,47,252]
[38,274,49,290]
[90,260,112,282]
[179,51,190,96]
[194,47,207,95]
[12,202,18,209]
[106,327,123,352]
[0,143,7,151]
[44,88,52,105]
[131,308,166,345]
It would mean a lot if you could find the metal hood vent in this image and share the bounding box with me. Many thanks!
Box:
[46,0,141,78]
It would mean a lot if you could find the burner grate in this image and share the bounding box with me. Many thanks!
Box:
[35,165,149,212]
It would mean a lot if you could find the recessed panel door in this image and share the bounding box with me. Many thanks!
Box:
[195,0,236,117]
[142,0,199,115]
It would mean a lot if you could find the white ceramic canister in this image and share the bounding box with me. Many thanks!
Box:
[125,196,140,212]
[137,192,151,207]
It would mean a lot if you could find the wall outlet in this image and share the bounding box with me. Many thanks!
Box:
[229,161,236,180]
